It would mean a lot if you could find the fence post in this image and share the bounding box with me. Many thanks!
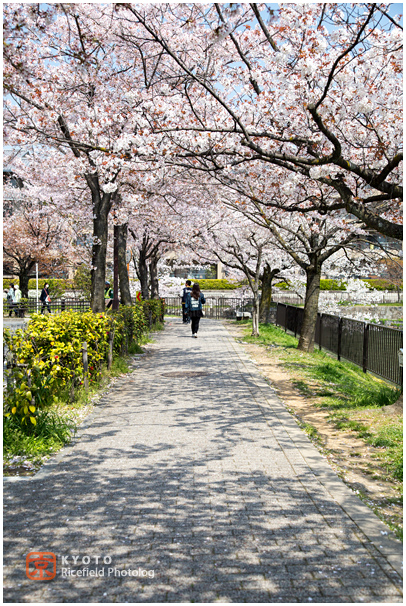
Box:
[26,370,36,410]
[337,318,343,361]
[82,342,89,390]
[294,306,299,338]
[319,314,323,351]
[362,323,370,373]
[61,299,65,312]
[107,331,114,370]
[121,333,128,356]
[284,304,287,332]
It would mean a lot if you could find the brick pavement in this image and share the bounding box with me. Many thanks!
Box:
[3,318,403,602]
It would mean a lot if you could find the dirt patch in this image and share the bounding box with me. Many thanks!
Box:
[225,321,403,536]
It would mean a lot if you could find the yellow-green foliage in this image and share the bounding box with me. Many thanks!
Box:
[194,279,243,290]
[4,311,111,415]
[142,299,165,323]
[4,300,164,425]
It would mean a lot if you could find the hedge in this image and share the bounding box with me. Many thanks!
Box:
[3,300,164,426]
[274,280,345,291]
[274,279,402,292]
[192,279,244,290]
[363,279,403,291]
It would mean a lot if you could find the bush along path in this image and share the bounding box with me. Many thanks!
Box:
[226,320,403,540]
[3,301,164,476]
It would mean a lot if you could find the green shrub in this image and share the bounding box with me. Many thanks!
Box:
[363,279,402,291]
[72,265,91,299]
[142,299,165,324]
[4,311,112,419]
[274,279,403,292]
[274,279,346,291]
[273,281,290,290]
[320,279,347,291]
[110,304,147,355]
[4,301,164,427]
[193,279,243,290]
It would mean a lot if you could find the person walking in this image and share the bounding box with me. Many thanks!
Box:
[185,282,206,338]
[13,284,22,317]
[40,282,51,314]
[7,284,16,317]
[104,281,114,310]
[181,280,192,324]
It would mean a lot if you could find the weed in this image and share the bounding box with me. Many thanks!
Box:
[367,425,403,481]
[4,409,75,470]
[128,342,144,355]
[292,379,313,396]
[296,419,323,445]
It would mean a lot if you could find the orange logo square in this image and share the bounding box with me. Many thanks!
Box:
[26,552,56,580]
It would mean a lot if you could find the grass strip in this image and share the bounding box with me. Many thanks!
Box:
[237,320,402,537]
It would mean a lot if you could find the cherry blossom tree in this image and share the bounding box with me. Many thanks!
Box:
[184,204,293,335]
[201,168,366,350]
[3,190,73,297]
[3,4,157,310]
[119,3,402,240]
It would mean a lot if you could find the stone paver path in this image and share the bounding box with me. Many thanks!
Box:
[3,319,403,603]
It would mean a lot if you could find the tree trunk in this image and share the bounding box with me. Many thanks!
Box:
[87,175,113,313]
[91,209,109,312]
[149,254,160,299]
[117,223,132,306]
[18,261,35,298]
[251,295,260,337]
[259,265,279,323]
[298,265,321,353]
[138,249,149,299]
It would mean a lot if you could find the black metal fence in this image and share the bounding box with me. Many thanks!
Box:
[276,303,403,386]
[164,296,255,319]
[25,298,92,314]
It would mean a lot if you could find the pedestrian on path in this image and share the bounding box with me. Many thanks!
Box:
[7,284,16,317]
[181,279,192,324]
[40,282,51,314]
[185,282,205,338]
[104,281,114,310]
[13,284,23,317]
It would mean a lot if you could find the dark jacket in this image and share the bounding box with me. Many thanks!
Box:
[185,292,205,313]
[40,287,50,303]
[181,286,192,303]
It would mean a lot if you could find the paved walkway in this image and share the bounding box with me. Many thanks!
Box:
[3,319,403,603]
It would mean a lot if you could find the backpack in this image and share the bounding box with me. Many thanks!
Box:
[190,295,200,310]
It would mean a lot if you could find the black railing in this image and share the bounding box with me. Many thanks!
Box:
[23,298,92,314]
[276,303,403,386]
[164,296,255,319]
